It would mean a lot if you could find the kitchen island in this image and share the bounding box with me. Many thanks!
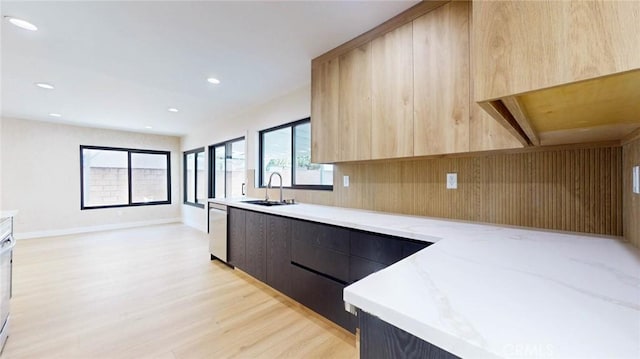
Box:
[210,198,640,358]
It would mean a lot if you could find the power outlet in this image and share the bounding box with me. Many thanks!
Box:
[446,173,458,189]
[343,175,350,188]
[633,165,640,194]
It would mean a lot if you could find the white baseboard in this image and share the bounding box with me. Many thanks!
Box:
[15,217,183,240]
[182,217,207,233]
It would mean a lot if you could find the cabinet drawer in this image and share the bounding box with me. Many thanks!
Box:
[290,263,356,333]
[291,238,349,283]
[350,231,403,265]
[350,256,387,283]
[292,220,350,254]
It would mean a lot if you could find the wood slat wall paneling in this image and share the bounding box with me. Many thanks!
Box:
[334,146,622,236]
[615,146,623,234]
[623,138,640,246]
[247,147,623,237]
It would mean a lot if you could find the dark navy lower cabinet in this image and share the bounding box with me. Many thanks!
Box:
[244,210,267,282]
[349,231,430,282]
[228,207,246,269]
[349,255,387,283]
[359,310,460,359]
[266,215,292,297]
[227,207,432,335]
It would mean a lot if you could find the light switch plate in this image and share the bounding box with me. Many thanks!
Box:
[343,175,350,188]
[633,165,640,194]
[446,173,457,189]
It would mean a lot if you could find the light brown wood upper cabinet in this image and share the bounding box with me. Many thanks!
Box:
[469,98,524,152]
[473,0,640,146]
[371,22,414,160]
[310,0,523,163]
[339,43,372,162]
[311,58,339,164]
[413,1,469,156]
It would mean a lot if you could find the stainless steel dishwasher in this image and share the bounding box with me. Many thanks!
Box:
[208,203,228,263]
[0,216,15,354]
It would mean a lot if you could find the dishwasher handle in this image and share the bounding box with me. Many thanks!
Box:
[0,236,15,254]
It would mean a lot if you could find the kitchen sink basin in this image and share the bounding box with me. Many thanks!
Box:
[241,200,295,207]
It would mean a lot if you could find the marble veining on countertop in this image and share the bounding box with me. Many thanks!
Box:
[210,197,640,358]
[345,233,640,358]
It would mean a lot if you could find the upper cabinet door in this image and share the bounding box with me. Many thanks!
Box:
[473,0,640,146]
[311,58,340,164]
[474,0,640,101]
[413,1,470,156]
[339,43,372,162]
[371,23,414,160]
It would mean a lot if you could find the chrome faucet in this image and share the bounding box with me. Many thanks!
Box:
[265,172,283,203]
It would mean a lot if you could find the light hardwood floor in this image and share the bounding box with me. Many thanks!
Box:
[3,224,356,358]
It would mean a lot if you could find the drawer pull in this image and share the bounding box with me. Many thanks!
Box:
[291,261,348,286]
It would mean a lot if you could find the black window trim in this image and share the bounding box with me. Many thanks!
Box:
[183,147,205,209]
[208,136,245,199]
[258,117,333,191]
[80,145,171,210]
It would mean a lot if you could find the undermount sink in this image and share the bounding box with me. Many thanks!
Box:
[241,200,295,207]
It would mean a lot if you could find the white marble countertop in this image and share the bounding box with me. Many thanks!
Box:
[210,197,640,358]
[345,230,640,358]
[209,197,500,243]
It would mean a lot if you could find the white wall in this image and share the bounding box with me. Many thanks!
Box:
[181,84,312,231]
[0,117,182,238]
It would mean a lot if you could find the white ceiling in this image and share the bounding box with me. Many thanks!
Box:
[1,0,418,136]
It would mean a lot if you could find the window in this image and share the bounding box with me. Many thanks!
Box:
[209,137,245,198]
[184,148,206,208]
[80,146,170,209]
[259,118,333,190]
[262,126,292,187]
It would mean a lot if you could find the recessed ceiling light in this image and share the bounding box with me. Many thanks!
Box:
[168,108,179,113]
[48,113,61,117]
[5,16,38,31]
[207,77,220,85]
[35,82,55,90]
[145,126,153,129]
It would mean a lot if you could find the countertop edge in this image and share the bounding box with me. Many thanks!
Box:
[208,198,443,243]
[344,287,501,359]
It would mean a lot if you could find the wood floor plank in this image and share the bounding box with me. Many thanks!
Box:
[3,224,356,358]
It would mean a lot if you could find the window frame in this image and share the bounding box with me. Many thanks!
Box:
[183,147,205,208]
[80,145,171,210]
[258,118,333,191]
[208,136,245,199]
